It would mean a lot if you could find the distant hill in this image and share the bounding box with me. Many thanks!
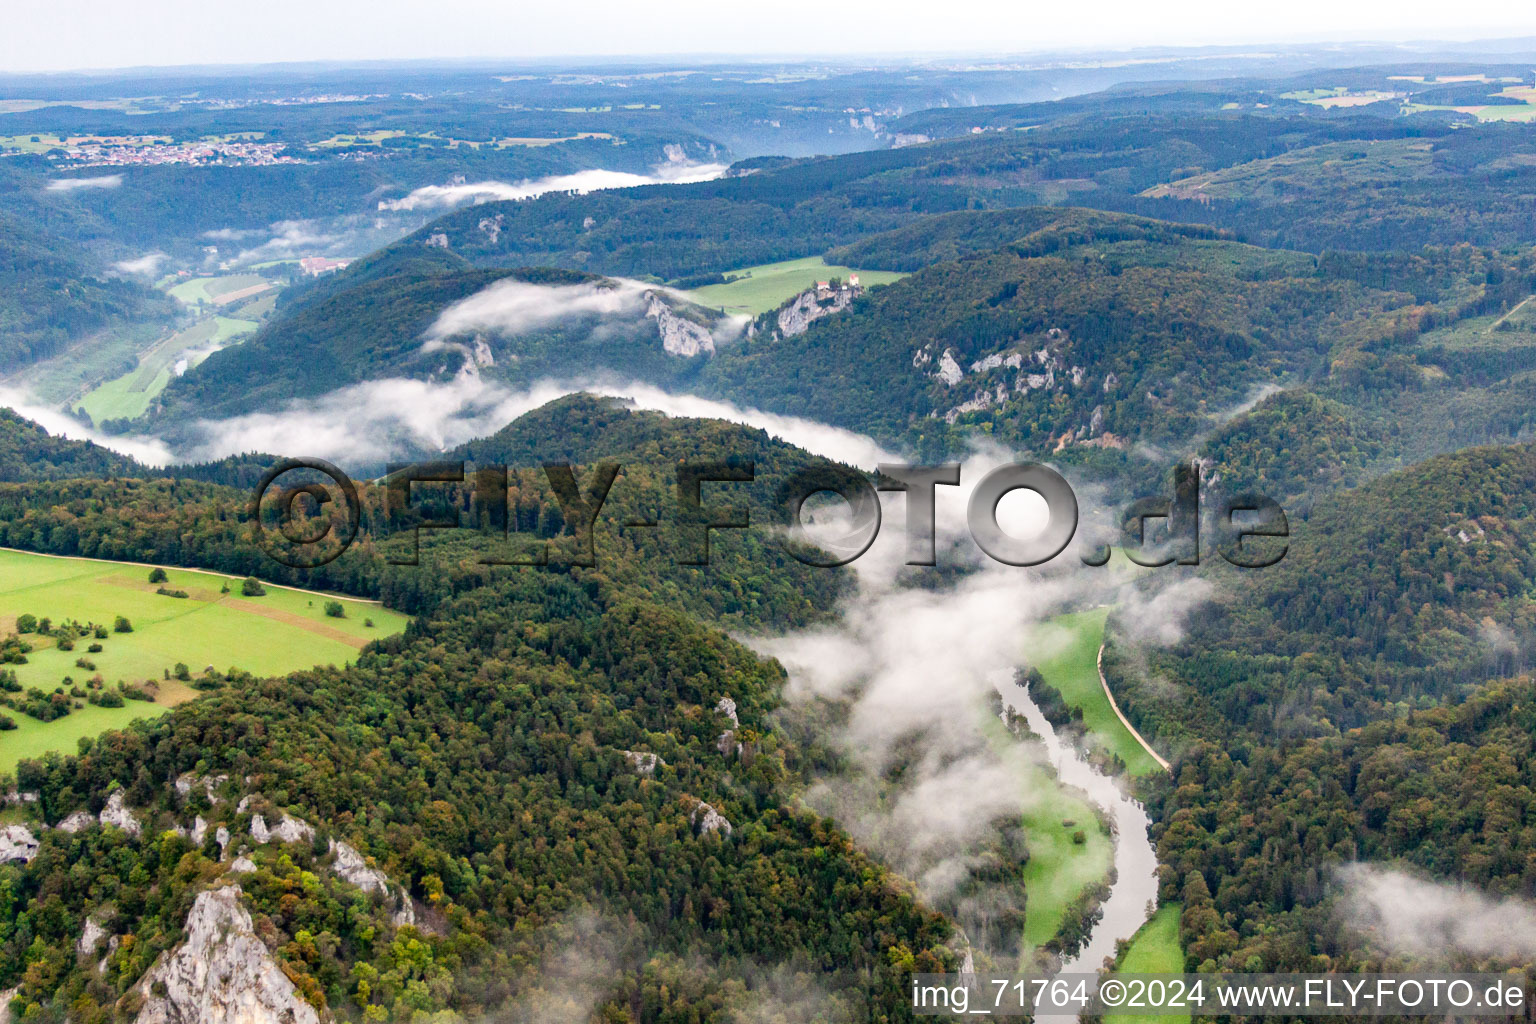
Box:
[150,255,734,426]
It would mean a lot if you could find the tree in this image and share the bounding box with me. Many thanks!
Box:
[113,615,133,633]
[148,568,167,584]
[324,601,345,618]
[241,577,266,597]
[15,614,36,633]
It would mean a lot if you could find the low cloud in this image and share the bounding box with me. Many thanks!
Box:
[113,252,167,276]
[425,278,654,341]
[181,375,901,471]
[1337,863,1536,962]
[378,161,728,212]
[186,375,580,466]
[753,442,1209,948]
[230,218,344,265]
[46,174,122,192]
[0,388,171,466]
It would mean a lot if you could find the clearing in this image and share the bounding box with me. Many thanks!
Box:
[687,256,905,316]
[0,549,409,773]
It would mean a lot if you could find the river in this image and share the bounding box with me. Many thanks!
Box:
[996,668,1161,975]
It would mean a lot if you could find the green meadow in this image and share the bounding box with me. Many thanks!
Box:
[1010,608,1178,964]
[1106,904,1190,1024]
[1017,759,1114,954]
[166,273,271,306]
[0,549,409,773]
[76,315,257,422]
[687,256,905,315]
[1029,608,1166,778]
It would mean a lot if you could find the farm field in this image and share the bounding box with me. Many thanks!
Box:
[687,256,905,315]
[0,549,409,773]
[75,315,257,422]
[1029,608,1166,778]
[1105,905,1189,1024]
[166,273,272,306]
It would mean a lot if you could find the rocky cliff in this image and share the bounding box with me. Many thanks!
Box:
[132,885,324,1024]
[645,292,715,357]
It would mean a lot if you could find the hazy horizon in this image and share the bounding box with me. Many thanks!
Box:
[5,0,1536,75]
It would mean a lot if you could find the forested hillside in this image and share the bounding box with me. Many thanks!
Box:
[387,108,1536,285]
[1083,443,1536,976]
[701,225,1418,455]
[0,409,142,482]
[0,217,173,371]
[0,397,971,1021]
[5,568,954,1022]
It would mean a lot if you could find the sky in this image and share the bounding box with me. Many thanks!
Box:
[4,0,1536,73]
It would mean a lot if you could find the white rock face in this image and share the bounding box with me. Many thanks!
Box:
[329,840,417,927]
[77,915,109,957]
[776,287,856,337]
[99,792,141,837]
[191,816,208,846]
[389,893,418,929]
[174,773,228,804]
[228,856,257,874]
[99,935,120,975]
[936,350,963,386]
[329,841,389,896]
[57,811,94,833]
[132,885,322,1024]
[216,826,231,858]
[715,696,739,728]
[623,751,664,776]
[645,293,715,357]
[1,790,38,805]
[715,731,742,758]
[691,802,733,838]
[0,825,39,864]
[250,813,313,846]
[0,985,17,1023]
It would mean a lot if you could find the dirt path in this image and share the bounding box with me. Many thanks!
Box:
[1489,294,1535,333]
[222,597,367,647]
[1097,643,1171,772]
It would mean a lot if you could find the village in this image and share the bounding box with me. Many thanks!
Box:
[57,137,300,167]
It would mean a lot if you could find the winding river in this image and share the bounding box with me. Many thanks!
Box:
[996,669,1161,974]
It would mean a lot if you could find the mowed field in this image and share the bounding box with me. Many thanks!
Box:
[687,256,905,315]
[0,549,409,772]
[167,273,272,306]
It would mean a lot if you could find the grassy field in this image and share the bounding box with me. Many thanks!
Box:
[1029,608,1166,778]
[0,550,409,773]
[75,316,257,422]
[167,273,271,306]
[1106,904,1189,1024]
[1018,760,1114,953]
[687,256,906,315]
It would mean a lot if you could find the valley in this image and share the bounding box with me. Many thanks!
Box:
[2,39,1536,1024]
